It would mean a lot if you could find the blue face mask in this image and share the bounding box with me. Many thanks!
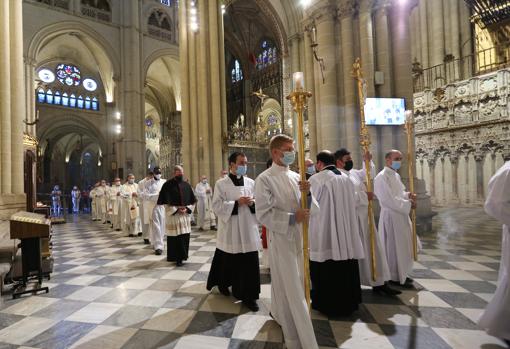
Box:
[236,165,247,176]
[281,151,296,166]
[306,165,316,175]
[391,161,401,170]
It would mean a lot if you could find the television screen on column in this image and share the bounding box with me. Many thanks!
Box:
[364,97,406,125]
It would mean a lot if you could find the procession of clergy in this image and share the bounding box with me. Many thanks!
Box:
[84,134,510,349]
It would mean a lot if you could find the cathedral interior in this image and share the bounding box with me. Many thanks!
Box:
[0,0,509,348]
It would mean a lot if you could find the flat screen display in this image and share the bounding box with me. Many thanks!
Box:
[364,98,406,125]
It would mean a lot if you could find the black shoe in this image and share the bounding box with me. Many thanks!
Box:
[144,239,150,244]
[176,260,183,267]
[373,284,402,296]
[138,232,142,237]
[389,279,416,289]
[198,227,204,231]
[155,249,162,255]
[218,286,230,296]
[211,226,217,231]
[128,234,134,237]
[242,299,259,312]
[191,221,197,226]
[115,228,121,231]
[503,339,510,348]
[103,221,107,224]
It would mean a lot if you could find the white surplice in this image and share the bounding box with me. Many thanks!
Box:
[341,163,391,286]
[90,188,98,220]
[212,175,260,253]
[108,185,122,230]
[195,182,216,229]
[478,161,510,341]
[144,178,167,250]
[120,183,139,235]
[374,166,414,284]
[309,168,364,262]
[137,178,150,239]
[96,186,109,222]
[255,163,319,349]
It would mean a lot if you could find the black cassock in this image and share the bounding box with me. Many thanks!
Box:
[157,177,196,262]
[206,173,260,301]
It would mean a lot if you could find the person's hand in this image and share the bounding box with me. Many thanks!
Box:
[366,192,374,201]
[295,208,310,224]
[363,150,372,162]
[206,189,211,194]
[298,180,310,194]
[247,198,255,206]
[238,197,251,206]
[408,193,416,200]
[178,207,187,214]
[131,206,135,210]
[117,192,120,196]
[132,192,138,197]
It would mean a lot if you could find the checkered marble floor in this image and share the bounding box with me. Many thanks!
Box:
[0,208,508,349]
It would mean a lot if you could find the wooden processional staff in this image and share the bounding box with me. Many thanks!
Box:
[404,112,418,261]
[352,58,378,281]
[286,72,312,311]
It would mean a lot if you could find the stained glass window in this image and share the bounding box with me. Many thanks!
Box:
[92,97,98,110]
[56,64,81,86]
[160,0,171,6]
[85,96,91,109]
[231,60,243,83]
[54,91,61,105]
[37,88,45,103]
[70,94,77,108]
[77,95,84,109]
[256,40,277,70]
[46,89,54,104]
[62,93,69,106]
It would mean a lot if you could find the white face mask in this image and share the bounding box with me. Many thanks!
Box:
[202,179,207,184]
[128,179,135,184]
[155,174,162,180]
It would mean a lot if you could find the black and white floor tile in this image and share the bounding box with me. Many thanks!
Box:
[0,208,507,349]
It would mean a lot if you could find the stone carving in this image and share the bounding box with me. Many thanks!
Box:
[413,69,510,206]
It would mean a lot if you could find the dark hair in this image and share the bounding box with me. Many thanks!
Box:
[316,151,335,166]
[266,159,273,169]
[334,148,350,161]
[228,151,246,165]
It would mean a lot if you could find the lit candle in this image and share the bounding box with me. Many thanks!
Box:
[293,72,304,91]
[311,26,317,43]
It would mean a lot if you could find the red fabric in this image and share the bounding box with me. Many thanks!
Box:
[249,53,257,66]
[261,226,268,249]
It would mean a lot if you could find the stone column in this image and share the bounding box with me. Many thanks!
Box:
[0,0,26,219]
[450,154,459,201]
[303,28,318,157]
[459,1,472,79]
[119,0,145,179]
[428,158,436,202]
[24,59,37,136]
[179,0,226,184]
[474,152,484,202]
[339,0,358,159]
[418,0,429,69]
[450,0,461,60]
[429,0,445,67]
[311,4,341,151]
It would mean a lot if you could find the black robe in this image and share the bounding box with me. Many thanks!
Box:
[309,165,362,317]
[157,177,196,262]
[206,173,260,301]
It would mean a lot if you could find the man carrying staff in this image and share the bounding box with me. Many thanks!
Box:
[207,152,261,311]
[158,166,196,266]
[255,134,318,349]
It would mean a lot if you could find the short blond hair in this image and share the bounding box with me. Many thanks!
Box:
[269,134,293,151]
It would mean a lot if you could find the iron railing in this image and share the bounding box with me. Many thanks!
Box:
[413,44,510,92]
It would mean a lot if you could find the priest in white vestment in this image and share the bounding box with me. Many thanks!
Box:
[374,150,417,288]
[96,180,109,224]
[207,152,261,311]
[195,176,217,231]
[144,167,166,255]
[255,134,319,349]
[158,166,197,266]
[90,183,100,221]
[138,171,154,241]
[478,160,510,346]
[109,178,123,231]
[335,148,400,296]
[71,186,81,213]
[309,151,364,316]
[120,174,139,237]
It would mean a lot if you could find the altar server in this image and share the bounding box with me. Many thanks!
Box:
[71,186,81,213]
[478,160,510,346]
[158,166,196,266]
[374,150,417,288]
[120,174,139,237]
[309,150,364,316]
[51,185,63,217]
[96,180,109,224]
[90,183,100,221]
[144,167,166,254]
[138,171,154,240]
[195,176,217,230]
[207,152,261,311]
[109,178,123,230]
[335,148,400,296]
[255,134,319,349]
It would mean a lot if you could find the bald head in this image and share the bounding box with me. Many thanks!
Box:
[385,149,403,169]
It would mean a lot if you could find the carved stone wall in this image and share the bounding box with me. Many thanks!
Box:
[413,68,510,206]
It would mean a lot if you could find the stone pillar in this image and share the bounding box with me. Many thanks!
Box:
[339,0,358,159]
[474,152,484,202]
[429,0,445,67]
[428,158,436,202]
[180,0,226,184]
[459,1,472,79]
[303,28,318,157]
[119,0,145,179]
[450,0,461,60]
[24,60,37,137]
[418,0,429,69]
[310,4,341,152]
[450,154,459,201]
[0,0,26,219]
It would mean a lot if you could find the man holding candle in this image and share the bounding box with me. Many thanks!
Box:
[255,134,319,349]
